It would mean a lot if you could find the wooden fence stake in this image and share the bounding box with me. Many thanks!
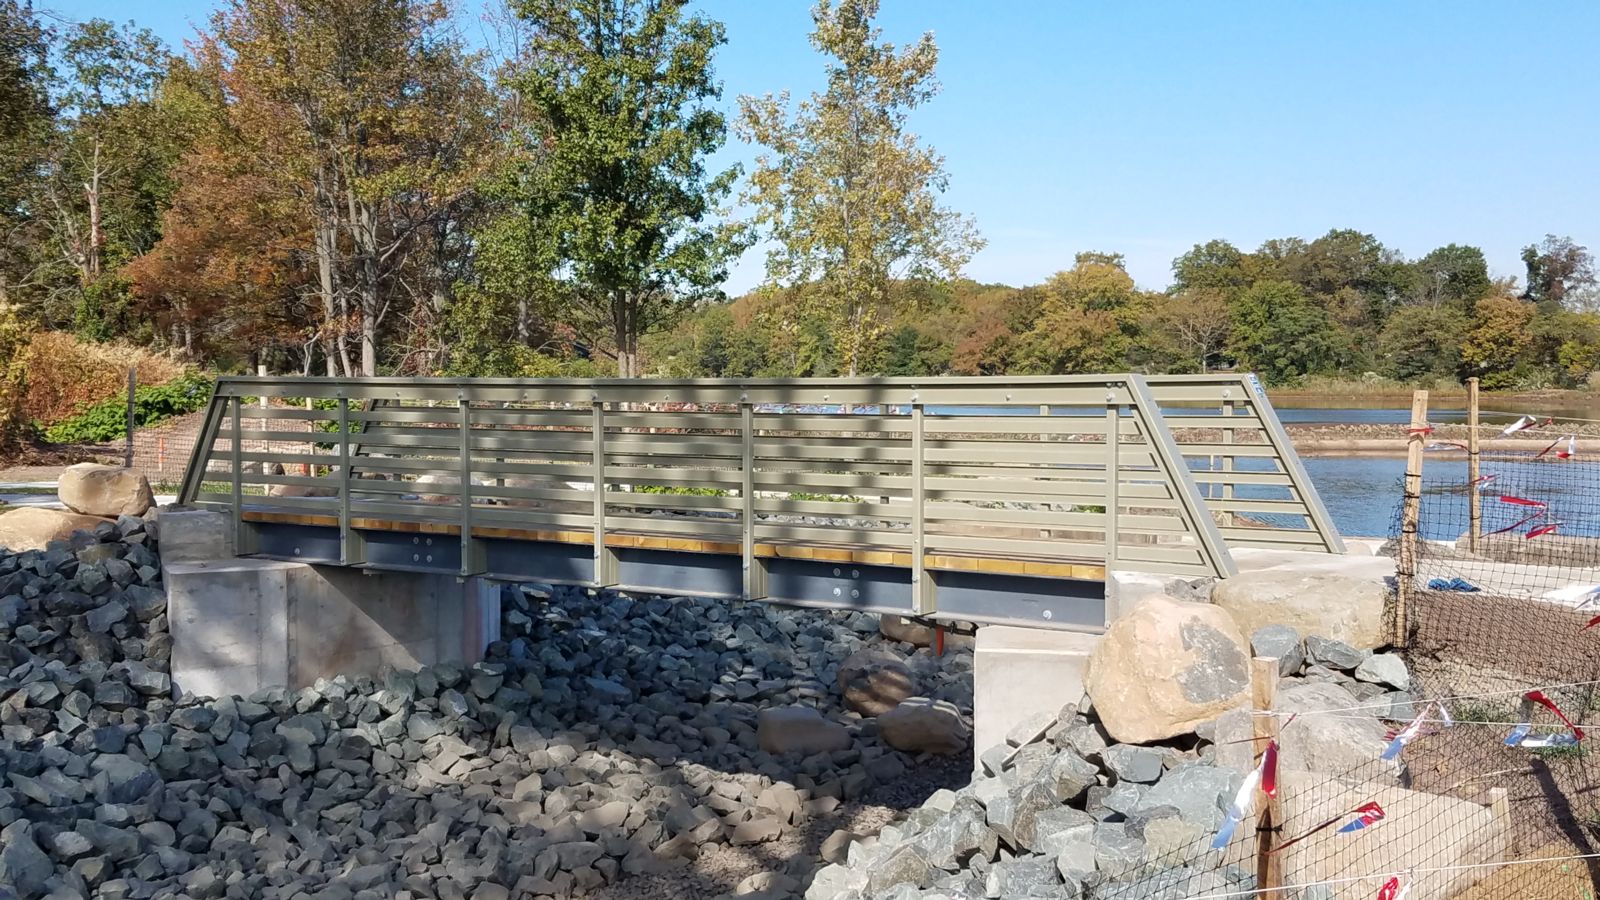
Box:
[1253,656,1282,900]
[124,368,136,469]
[1467,377,1481,553]
[1396,389,1429,647]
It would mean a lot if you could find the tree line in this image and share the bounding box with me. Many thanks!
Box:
[1,0,1594,390]
[654,233,1600,389]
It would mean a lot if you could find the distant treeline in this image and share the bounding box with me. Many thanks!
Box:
[650,232,1600,388]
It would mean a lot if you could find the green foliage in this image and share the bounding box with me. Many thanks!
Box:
[42,371,212,443]
[497,0,744,377]
[634,485,727,497]
[1460,296,1536,390]
[1228,280,1337,385]
[1378,305,1469,381]
[736,0,983,374]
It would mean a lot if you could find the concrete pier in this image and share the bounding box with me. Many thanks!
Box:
[166,557,500,698]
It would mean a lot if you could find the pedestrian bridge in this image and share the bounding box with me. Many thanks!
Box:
[177,373,1342,633]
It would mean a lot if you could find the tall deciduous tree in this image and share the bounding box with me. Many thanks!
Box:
[737,0,982,375]
[150,0,492,376]
[1228,279,1335,384]
[1410,244,1491,312]
[1521,235,1597,312]
[1013,253,1146,374]
[495,0,741,378]
[1461,295,1536,389]
[0,1,52,306]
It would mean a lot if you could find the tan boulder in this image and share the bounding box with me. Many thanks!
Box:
[836,648,915,717]
[58,463,154,517]
[1085,595,1253,744]
[878,697,970,755]
[879,614,935,646]
[0,507,111,552]
[1212,570,1386,649]
[757,706,851,755]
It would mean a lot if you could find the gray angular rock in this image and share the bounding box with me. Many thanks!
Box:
[1305,635,1367,671]
[910,797,996,870]
[1041,748,1100,804]
[1354,652,1410,691]
[90,754,160,804]
[986,857,1067,898]
[1250,624,1305,676]
[1136,764,1237,831]
[0,823,54,898]
[1093,822,1145,879]
[1277,681,1397,778]
[1103,744,1164,784]
[866,843,937,895]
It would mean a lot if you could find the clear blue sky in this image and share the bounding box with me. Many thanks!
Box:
[41,0,1600,294]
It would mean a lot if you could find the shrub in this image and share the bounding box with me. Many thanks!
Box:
[44,372,214,443]
[20,330,187,425]
[0,305,35,454]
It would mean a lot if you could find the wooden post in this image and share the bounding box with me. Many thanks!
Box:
[1252,656,1283,900]
[1467,377,1481,553]
[1396,390,1429,647]
[124,368,136,468]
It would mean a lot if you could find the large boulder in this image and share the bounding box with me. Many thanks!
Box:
[58,463,155,517]
[0,506,110,552]
[878,697,970,754]
[836,648,915,717]
[1085,596,1252,744]
[1212,570,1387,650]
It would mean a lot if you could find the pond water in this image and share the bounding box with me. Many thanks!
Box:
[1271,396,1600,539]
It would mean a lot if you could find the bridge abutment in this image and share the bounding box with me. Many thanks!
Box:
[972,625,1099,764]
[165,554,500,699]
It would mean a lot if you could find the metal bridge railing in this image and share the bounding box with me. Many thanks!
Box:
[178,374,1340,615]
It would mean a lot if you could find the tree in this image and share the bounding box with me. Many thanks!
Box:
[167,0,493,376]
[1170,239,1250,293]
[0,1,52,306]
[737,0,982,375]
[1143,288,1231,372]
[1378,304,1468,381]
[1460,295,1535,389]
[1410,244,1490,312]
[1013,253,1147,374]
[1521,235,1597,311]
[494,0,741,378]
[1227,280,1335,384]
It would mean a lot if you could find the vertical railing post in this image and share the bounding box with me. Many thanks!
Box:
[458,396,475,575]
[591,396,617,586]
[912,398,932,615]
[1104,387,1120,569]
[741,397,766,600]
[1397,389,1429,647]
[1220,392,1235,526]
[229,395,243,552]
[1467,377,1481,553]
[338,397,354,564]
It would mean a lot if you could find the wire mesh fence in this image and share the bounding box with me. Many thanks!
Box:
[1090,403,1600,899]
